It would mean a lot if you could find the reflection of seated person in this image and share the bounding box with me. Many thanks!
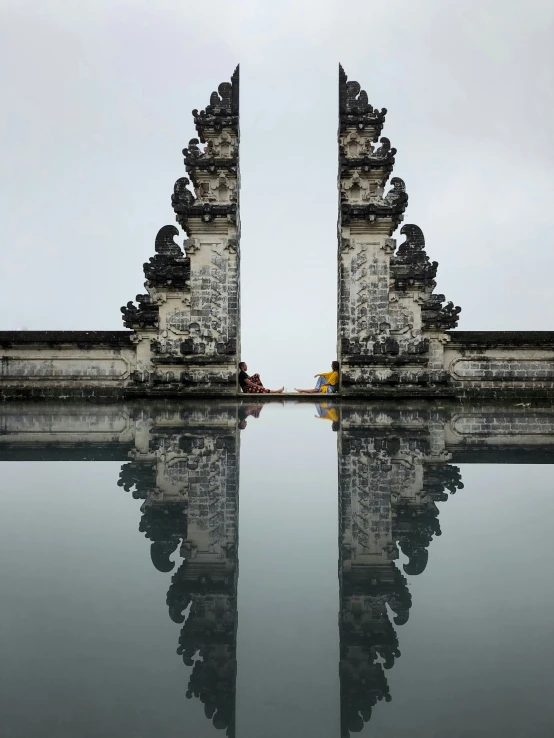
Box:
[315,402,340,432]
[238,362,284,394]
[238,404,264,430]
[295,361,339,394]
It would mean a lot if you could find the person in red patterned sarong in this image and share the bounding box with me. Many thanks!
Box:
[238,362,284,394]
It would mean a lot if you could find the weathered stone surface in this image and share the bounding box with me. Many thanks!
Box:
[442,332,554,398]
[122,66,241,396]
[337,67,458,396]
[0,332,136,401]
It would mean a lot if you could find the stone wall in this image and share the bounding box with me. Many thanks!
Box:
[444,331,554,399]
[0,331,135,401]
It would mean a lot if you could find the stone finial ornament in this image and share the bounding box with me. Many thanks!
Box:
[121,225,190,329]
[193,65,239,140]
[384,177,408,207]
[144,225,190,289]
[422,294,462,330]
[339,63,387,134]
[154,224,184,257]
[120,294,158,329]
[391,224,438,290]
[374,137,396,158]
[172,177,195,208]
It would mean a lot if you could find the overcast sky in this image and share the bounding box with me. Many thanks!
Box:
[0,0,553,388]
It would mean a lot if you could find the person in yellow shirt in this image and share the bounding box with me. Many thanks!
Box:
[315,402,339,422]
[314,402,340,431]
[295,361,340,394]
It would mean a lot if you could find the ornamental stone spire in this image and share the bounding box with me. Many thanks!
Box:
[338,65,461,396]
[122,67,240,395]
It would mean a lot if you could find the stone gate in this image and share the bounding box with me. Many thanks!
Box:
[337,65,554,398]
[0,67,241,400]
[0,65,553,400]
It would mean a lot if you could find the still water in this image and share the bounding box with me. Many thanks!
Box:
[0,400,553,738]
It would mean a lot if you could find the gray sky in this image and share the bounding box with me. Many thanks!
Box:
[1,0,553,388]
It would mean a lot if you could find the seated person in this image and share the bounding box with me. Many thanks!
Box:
[238,362,284,394]
[238,403,264,430]
[295,361,340,394]
[315,402,340,432]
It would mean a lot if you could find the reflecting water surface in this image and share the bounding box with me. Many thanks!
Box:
[0,401,553,737]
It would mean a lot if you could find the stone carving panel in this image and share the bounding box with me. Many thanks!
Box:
[451,358,554,381]
[0,356,130,378]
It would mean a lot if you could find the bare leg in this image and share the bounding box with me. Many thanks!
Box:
[294,388,318,393]
[270,386,285,393]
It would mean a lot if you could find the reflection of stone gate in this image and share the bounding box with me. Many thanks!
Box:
[1,401,554,735]
[117,405,240,737]
[337,402,554,735]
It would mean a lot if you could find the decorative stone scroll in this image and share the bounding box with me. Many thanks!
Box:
[338,66,461,396]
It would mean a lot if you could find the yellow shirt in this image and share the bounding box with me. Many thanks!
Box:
[317,371,339,392]
[317,403,339,422]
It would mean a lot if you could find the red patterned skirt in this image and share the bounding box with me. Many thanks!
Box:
[243,373,270,394]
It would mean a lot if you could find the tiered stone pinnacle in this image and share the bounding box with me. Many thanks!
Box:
[173,66,239,233]
[337,65,461,396]
[121,67,240,395]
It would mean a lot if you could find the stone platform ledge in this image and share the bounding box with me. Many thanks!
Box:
[237,392,341,401]
[0,331,134,348]
[446,331,554,348]
[340,386,457,398]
